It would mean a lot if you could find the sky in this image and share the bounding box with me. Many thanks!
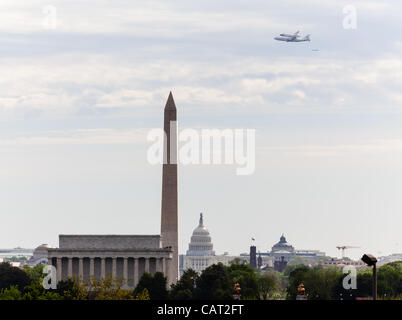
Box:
[0,0,402,260]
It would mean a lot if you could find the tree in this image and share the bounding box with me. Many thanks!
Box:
[152,272,169,300]
[133,272,168,300]
[0,286,23,300]
[169,269,198,300]
[353,261,402,299]
[21,281,62,300]
[194,263,232,300]
[286,265,310,300]
[283,264,306,277]
[135,288,150,300]
[303,267,341,300]
[89,276,135,300]
[257,272,277,300]
[4,256,28,263]
[59,275,136,300]
[0,262,31,291]
[23,264,45,283]
[287,265,345,300]
[378,262,402,298]
[0,283,62,300]
[227,264,258,299]
[52,278,76,299]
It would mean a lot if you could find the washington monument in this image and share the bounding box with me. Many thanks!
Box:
[160,92,178,282]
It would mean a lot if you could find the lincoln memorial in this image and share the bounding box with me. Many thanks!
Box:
[48,235,173,288]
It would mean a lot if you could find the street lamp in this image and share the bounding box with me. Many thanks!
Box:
[361,254,377,300]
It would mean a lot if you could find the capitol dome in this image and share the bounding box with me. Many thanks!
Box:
[186,213,215,256]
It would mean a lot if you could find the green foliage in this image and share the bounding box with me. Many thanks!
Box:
[354,270,372,298]
[22,281,62,300]
[88,275,135,300]
[169,269,198,300]
[287,265,343,300]
[0,282,62,300]
[227,264,258,299]
[286,262,402,300]
[134,288,150,300]
[64,275,136,300]
[283,263,306,277]
[257,272,277,300]
[228,257,248,265]
[4,256,28,263]
[134,272,168,300]
[304,268,341,300]
[270,270,289,298]
[0,285,23,300]
[194,263,232,300]
[286,265,310,299]
[353,262,402,298]
[23,264,45,283]
[0,262,31,291]
[52,278,76,299]
[0,260,399,300]
[287,256,309,266]
[378,262,402,297]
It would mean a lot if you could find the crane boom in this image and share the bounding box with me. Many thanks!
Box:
[336,246,360,259]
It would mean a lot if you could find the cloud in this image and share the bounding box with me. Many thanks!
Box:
[0,128,148,145]
[0,0,402,122]
[241,77,320,94]
[261,139,402,157]
[1,55,402,118]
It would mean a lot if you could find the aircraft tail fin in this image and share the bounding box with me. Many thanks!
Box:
[304,34,310,41]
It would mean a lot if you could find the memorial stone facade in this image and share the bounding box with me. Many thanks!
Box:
[48,235,173,288]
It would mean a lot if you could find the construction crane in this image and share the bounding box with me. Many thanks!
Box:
[336,246,360,259]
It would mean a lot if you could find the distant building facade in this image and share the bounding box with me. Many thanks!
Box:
[248,234,326,272]
[377,253,402,266]
[28,244,52,266]
[48,235,173,288]
[0,248,33,261]
[312,258,366,269]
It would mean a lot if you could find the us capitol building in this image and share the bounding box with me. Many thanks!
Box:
[179,213,238,276]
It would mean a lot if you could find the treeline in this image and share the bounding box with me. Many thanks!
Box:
[0,261,401,300]
[0,262,284,300]
[286,261,402,300]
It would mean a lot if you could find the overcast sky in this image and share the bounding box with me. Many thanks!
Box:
[1,0,401,260]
